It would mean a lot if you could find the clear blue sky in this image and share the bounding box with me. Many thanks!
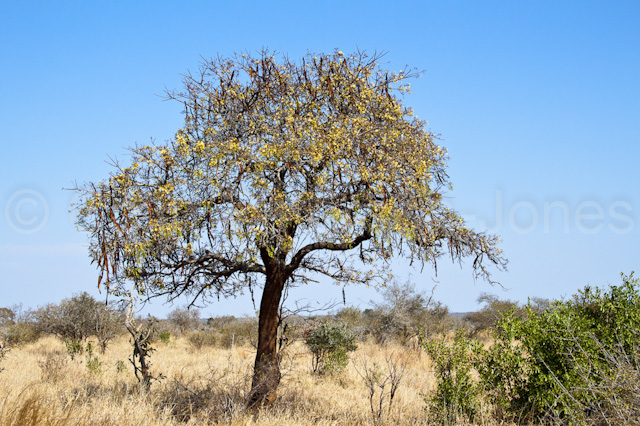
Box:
[1,0,638,318]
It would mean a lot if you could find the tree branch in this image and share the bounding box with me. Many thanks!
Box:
[286,217,372,274]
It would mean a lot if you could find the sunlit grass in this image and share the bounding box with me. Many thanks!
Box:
[0,335,502,425]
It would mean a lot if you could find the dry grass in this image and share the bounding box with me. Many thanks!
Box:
[0,335,486,425]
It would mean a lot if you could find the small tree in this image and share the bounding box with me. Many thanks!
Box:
[367,281,450,344]
[0,308,15,327]
[35,292,97,351]
[305,322,357,375]
[0,305,40,347]
[33,292,123,355]
[76,50,506,404]
[167,307,201,334]
[124,296,163,389]
[95,302,125,353]
[464,293,522,337]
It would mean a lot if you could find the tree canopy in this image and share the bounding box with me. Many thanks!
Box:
[77,50,505,302]
[76,49,506,403]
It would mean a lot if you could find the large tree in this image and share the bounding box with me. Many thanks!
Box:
[76,50,506,405]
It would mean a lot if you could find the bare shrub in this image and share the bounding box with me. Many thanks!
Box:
[366,281,452,345]
[545,333,640,425]
[354,354,407,425]
[94,303,125,353]
[0,344,7,374]
[167,307,201,335]
[125,313,163,389]
[38,349,69,383]
[218,317,258,348]
[0,308,15,327]
[159,366,249,423]
[33,293,124,354]
[335,306,367,340]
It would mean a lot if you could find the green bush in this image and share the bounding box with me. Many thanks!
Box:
[473,311,533,422]
[476,273,640,423]
[423,331,481,425]
[85,342,103,374]
[305,322,357,375]
[64,338,84,360]
[158,331,171,344]
[115,359,127,373]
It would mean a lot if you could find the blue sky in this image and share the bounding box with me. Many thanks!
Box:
[1,0,638,318]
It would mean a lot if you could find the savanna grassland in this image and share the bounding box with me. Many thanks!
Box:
[0,335,448,426]
[3,275,640,425]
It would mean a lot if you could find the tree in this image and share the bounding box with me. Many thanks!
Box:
[0,308,15,328]
[167,306,201,334]
[75,50,506,405]
[34,292,123,353]
[464,293,550,337]
[364,281,451,344]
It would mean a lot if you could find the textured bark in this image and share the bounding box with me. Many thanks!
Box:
[248,267,287,407]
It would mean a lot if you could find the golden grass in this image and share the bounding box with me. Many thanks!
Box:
[0,335,483,425]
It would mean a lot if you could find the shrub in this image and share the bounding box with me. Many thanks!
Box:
[473,311,532,422]
[85,342,103,374]
[0,304,41,347]
[205,315,257,348]
[423,331,481,425]
[64,338,83,360]
[219,317,257,348]
[167,307,201,334]
[354,354,407,425]
[547,333,640,425]
[0,308,15,327]
[33,292,124,354]
[115,359,127,373]
[206,315,237,329]
[465,294,550,338]
[187,331,217,350]
[94,302,126,353]
[0,343,7,373]
[304,322,357,375]
[335,306,367,340]
[476,273,640,423]
[38,349,69,383]
[158,331,171,344]
[1,321,41,347]
[366,281,453,345]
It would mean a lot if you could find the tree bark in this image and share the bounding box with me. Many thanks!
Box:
[248,266,287,407]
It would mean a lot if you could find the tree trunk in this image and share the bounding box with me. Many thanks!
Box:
[248,268,287,407]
